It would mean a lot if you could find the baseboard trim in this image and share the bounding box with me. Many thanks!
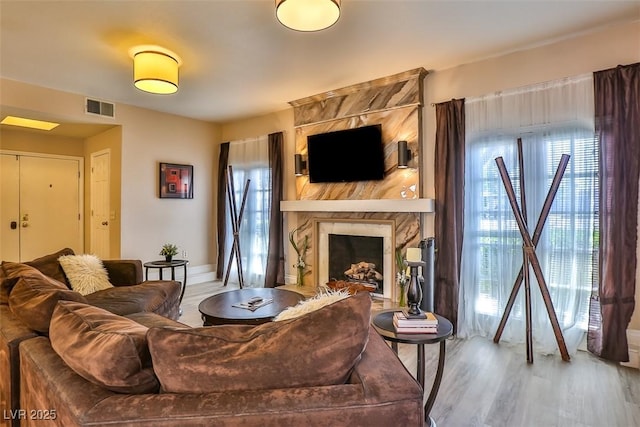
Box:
[621,328,640,369]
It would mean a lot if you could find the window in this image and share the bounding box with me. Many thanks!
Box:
[458,74,597,355]
[225,135,271,287]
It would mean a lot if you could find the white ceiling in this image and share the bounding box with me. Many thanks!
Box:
[1,0,639,129]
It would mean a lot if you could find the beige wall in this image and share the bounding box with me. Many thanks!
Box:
[1,78,221,269]
[0,128,85,156]
[423,20,640,330]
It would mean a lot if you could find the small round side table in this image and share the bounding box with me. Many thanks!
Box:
[372,310,453,427]
[143,259,189,304]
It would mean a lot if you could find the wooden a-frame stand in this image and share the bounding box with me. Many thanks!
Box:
[493,138,571,363]
[223,165,251,289]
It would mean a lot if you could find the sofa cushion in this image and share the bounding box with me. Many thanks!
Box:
[49,300,160,394]
[6,263,87,334]
[85,280,181,318]
[58,254,113,295]
[147,291,371,393]
[24,247,75,287]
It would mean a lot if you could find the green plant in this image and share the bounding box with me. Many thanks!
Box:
[159,243,179,257]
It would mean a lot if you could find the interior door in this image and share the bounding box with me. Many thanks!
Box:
[90,150,110,258]
[0,154,20,261]
[0,153,83,262]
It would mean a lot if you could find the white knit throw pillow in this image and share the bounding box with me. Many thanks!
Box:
[58,254,113,295]
[273,289,350,321]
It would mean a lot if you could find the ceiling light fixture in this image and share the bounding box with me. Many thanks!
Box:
[131,46,181,95]
[1,116,59,131]
[275,0,341,32]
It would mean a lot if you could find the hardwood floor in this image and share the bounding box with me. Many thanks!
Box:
[180,281,640,427]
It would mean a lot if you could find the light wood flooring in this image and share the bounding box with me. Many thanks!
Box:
[180,281,640,427]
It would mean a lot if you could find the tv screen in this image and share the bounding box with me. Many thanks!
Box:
[307,124,385,183]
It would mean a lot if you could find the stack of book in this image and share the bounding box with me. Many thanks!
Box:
[392,310,439,333]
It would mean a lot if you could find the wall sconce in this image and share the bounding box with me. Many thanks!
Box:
[294,154,307,176]
[398,140,411,169]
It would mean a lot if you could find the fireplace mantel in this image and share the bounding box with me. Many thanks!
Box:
[280,198,434,213]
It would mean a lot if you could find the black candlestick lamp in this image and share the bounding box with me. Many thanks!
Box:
[406,260,425,316]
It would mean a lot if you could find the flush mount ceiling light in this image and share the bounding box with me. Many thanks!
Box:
[1,116,59,131]
[275,0,341,32]
[130,46,181,95]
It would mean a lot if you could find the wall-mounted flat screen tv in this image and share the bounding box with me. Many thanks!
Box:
[307,124,385,183]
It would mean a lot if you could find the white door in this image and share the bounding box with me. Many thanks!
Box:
[0,154,20,260]
[0,153,83,262]
[90,150,110,258]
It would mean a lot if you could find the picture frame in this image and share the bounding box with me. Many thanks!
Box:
[159,162,193,199]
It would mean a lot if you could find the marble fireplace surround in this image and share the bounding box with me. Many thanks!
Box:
[315,218,395,300]
[284,68,431,301]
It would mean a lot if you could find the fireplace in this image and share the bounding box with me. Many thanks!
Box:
[315,219,395,299]
[329,234,384,294]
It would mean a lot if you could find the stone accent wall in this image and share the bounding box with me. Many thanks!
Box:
[288,68,428,292]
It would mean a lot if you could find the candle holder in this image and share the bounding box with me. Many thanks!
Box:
[405,260,425,316]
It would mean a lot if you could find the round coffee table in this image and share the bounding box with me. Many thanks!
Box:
[199,288,305,326]
[372,310,453,427]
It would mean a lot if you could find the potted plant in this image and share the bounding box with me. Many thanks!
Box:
[160,243,179,262]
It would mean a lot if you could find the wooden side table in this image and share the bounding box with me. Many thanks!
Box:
[372,310,453,427]
[143,259,189,304]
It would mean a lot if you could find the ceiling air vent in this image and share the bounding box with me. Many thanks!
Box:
[85,98,115,118]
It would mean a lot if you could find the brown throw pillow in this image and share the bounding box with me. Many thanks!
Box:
[147,292,371,393]
[24,247,75,286]
[6,263,87,333]
[50,301,160,394]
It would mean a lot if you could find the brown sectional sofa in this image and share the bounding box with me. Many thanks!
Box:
[0,249,182,427]
[2,249,424,426]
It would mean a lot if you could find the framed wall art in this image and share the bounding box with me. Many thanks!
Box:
[159,162,193,199]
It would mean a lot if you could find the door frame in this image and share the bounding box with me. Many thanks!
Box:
[0,149,85,254]
[90,148,111,258]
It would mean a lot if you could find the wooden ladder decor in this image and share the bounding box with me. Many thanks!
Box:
[492,138,571,363]
[222,165,251,289]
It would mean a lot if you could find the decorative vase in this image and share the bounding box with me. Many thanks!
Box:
[398,284,407,307]
[296,266,304,287]
[165,255,173,262]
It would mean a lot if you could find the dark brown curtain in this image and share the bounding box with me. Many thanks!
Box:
[588,63,640,362]
[265,132,285,287]
[434,98,465,333]
[215,142,230,280]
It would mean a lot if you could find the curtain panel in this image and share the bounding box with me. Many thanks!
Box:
[434,98,466,333]
[589,62,640,362]
[265,132,285,287]
[215,142,230,279]
[459,75,597,356]
[222,135,270,287]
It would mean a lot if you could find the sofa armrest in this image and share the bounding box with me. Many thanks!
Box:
[350,329,424,409]
[103,260,143,286]
[1,305,38,427]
